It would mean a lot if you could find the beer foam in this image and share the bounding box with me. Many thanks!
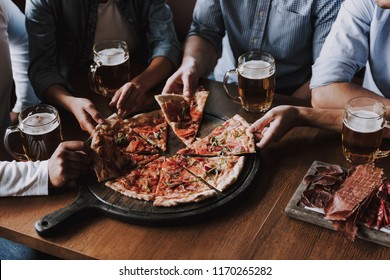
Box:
[20,113,59,135]
[97,48,128,66]
[239,60,274,79]
[344,110,383,133]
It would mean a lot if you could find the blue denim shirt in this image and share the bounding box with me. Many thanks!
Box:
[25,0,181,100]
[188,0,342,93]
[311,0,390,98]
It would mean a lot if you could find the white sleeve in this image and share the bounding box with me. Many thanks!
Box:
[4,0,40,112]
[0,160,49,196]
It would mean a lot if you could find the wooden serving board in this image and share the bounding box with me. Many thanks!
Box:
[35,112,260,236]
[285,161,390,248]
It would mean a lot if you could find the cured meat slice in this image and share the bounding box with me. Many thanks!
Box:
[324,164,383,221]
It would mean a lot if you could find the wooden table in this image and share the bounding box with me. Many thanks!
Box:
[1,74,389,260]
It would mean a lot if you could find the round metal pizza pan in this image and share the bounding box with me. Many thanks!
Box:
[35,113,260,235]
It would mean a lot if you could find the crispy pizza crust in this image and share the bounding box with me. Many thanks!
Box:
[153,189,217,207]
[215,156,245,191]
[106,179,155,201]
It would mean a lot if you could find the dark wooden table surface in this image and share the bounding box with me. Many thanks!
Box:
[1,70,389,260]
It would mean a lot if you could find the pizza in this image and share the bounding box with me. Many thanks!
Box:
[124,110,168,152]
[178,155,245,191]
[91,113,165,182]
[106,156,165,201]
[155,90,208,146]
[90,109,255,207]
[153,156,217,207]
[178,114,256,156]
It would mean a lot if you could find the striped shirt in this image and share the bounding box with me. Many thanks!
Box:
[188,0,342,93]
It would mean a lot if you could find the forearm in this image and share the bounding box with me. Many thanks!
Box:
[181,35,218,77]
[296,106,343,132]
[0,160,48,196]
[45,85,76,112]
[311,82,390,110]
[131,57,174,92]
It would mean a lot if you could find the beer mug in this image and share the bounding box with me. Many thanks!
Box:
[89,40,131,97]
[223,51,275,113]
[342,97,390,165]
[4,104,63,161]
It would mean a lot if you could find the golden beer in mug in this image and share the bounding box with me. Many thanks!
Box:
[342,97,389,165]
[224,51,275,112]
[89,40,131,97]
[4,104,63,161]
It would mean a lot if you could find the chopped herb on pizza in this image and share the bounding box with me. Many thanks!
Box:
[179,155,245,191]
[106,156,165,201]
[155,90,208,146]
[178,114,256,156]
[153,156,217,207]
[90,114,164,182]
[124,110,168,152]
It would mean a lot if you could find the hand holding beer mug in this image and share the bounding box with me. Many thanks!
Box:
[223,51,275,113]
[342,97,390,165]
[89,40,131,97]
[4,104,63,161]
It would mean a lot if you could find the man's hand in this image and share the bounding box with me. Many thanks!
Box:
[48,141,91,188]
[162,62,199,97]
[249,105,300,149]
[109,82,145,117]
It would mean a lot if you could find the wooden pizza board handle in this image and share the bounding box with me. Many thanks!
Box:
[34,184,105,236]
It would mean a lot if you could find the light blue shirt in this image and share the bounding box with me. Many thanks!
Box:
[188,0,342,93]
[310,0,390,97]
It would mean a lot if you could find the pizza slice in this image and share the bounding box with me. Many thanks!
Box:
[124,110,168,152]
[180,155,245,191]
[105,156,165,201]
[155,90,209,146]
[153,156,217,207]
[90,115,160,182]
[178,114,256,156]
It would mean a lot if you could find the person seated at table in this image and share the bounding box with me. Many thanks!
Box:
[0,140,91,260]
[0,0,92,260]
[311,0,390,111]
[25,0,182,134]
[162,0,342,99]
[0,0,40,138]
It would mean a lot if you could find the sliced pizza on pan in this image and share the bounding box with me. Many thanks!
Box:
[105,156,165,201]
[155,90,209,146]
[124,110,168,152]
[179,155,245,191]
[153,156,217,207]
[178,114,256,156]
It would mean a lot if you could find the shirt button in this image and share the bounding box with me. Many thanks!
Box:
[258,10,264,17]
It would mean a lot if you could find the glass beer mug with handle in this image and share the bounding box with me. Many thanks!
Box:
[223,51,275,113]
[342,96,390,165]
[4,104,63,161]
[89,40,131,97]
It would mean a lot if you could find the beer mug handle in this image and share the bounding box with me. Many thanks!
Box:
[223,69,241,104]
[89,60,103,95]
[4,126,28,161]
